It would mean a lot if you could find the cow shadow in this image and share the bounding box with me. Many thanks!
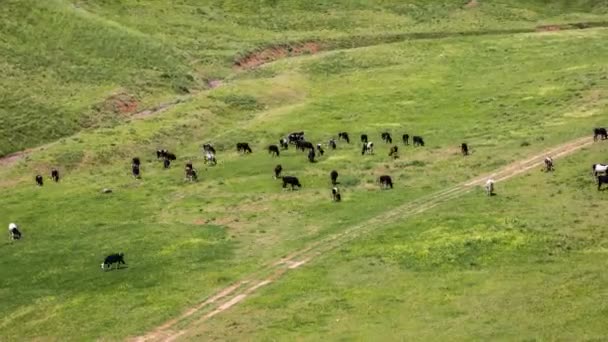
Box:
[103,266,129,271]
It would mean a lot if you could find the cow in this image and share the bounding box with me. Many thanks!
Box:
[461,143,469,156]
[288,132,305,144]
[236,142,252,154]
[35,175,43,186]
[389,146,398,158]
[268,145,280,157]
[274,164,283,179]
[592,164,608,177]
[598,175,608,190]
[132,164,141,178]
[413,136,425,147]
[185,163,198,181]
[202,144,216,154]
[204,152,217,165]
[402,134,410,145]
[279,138,289,150]
[381,132,393,144]
[544,157,554,172]
[8,223,21,240]
[361,142,374,155]
[156,149,167,160]
[594,128,608,141]
[296,140,314,151]
[51,169,60,182]
[332,187,341,202]
[361,134,368,143]
[338,132,350,144]
[316,144,325,156]
[163,158,171,169]
[132,157,141,167]
[330,170,339,185]
[282,176,301,190]
[308,149,316,163]
[101,253,126,270]
[379,175,393,189]
[165,152,177,161]
[328,139,337,150]
[485,179,495,196]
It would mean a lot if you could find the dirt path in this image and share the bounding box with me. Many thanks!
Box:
[133,136,595,342]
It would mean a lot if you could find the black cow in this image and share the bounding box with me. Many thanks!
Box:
[203,144,216,154]
[413,136,425,147]
[167,152,176,161]
[268,145,280,157]
[288,132,305,144]
[237,142,252,154]
[316,144,325,156]
[163,158,171,169]
[101,253,126,270]
[329,139,337,150]
[35,175,43,186]
[308,149,316,163]
[132,164,141,178]
[296,140,314,151]
[279,138,289,150]
[402,134,409,145]
[338,132,350,144]
[461,143,469,156]
[381,132,393,144]
[594,128,608,141]
[330,170,339,185]
[51,169,60,182]
[389,146,398,158]
[282,176,301,190]
[274,164,283,179]
[361,134,368,143]
[132,157,141,167]
[379,175,393,189]
[332,187,341,202]
[598,175,608,190]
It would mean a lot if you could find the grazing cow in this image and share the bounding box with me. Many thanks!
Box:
[203,143,216,154]
[308,149,316,163]
[204,152,217,165]
[163,158,171,169]
[338,132,350,144]
[282,176,301,190]
[361,142,374,155]
[485,179,495,196]
[332,187,341,202]
[389,146,398,158]
[598,175,608,190]
[361,134,368,143]
[268,145,280,157]
[379,175,393,189]
[156,149,167,160]
[594,128,608,141]
[35,175,43,186]
[288,132,305,144]
[101,253,126,270]
[461,143,469,156]
[592,164,608,177]
[279,138,289,150]
[185,163,198,181]
[236,142,252,154]
[330,170,339,185]
[381,132,393,144]
[402,134,410,145]
[544,157,554,172]
[316,144,325,156]
[51,169,60,182]
[274,164,283,179]
[132,157,141,166]
[413,136,425,147]
[296,140,314,151]
[165,152,177,161]
[8,223,21,240]
[132,164,141,178]
[329,139,337,150]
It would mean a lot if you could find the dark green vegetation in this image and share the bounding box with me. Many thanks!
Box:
[1,1,608,340]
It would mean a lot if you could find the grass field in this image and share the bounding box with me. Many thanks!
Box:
[1,1,608,341]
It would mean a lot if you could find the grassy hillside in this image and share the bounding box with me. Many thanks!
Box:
[1,18,608,340]
[1,0,608,156]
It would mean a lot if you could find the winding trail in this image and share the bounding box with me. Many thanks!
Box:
[133,136,595,342]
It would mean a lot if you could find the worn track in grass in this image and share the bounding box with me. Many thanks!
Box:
[134,136,595,342]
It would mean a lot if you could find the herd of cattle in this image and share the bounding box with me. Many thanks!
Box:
[15,127,608,268]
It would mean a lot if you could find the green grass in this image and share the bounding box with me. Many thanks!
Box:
[1,1,608,340]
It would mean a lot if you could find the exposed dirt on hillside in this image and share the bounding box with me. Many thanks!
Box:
[97,93,139,115]
[234,42,322,69]
[134,136,595,342]
[465,0,479,8]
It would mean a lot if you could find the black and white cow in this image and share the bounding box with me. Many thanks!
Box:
[338,132,350,144]
[282,176,301,190]
[268,145,280,157]
[361,142,374,155]
[328,139,337,150]
[185,163,198,181]
[330,170,339,185]
[274,164,283,179]
[279,138,289,150]
[544,157,554,172]
[101,253,126,270]
[594,128,608,141]
[331,187,341,202]
[236,142,252,154]
[316,144,325,156]
[8,223,21,240]
[413,136,425,147]
[204,152,217,165]
[379,175,393,189]
[288,132,305,144]
[203,144,216,154]
[51,169,60,182]
[35,174,44,186]
[402,134,410,145]
[381,132,393,144]
[461,143,469,156]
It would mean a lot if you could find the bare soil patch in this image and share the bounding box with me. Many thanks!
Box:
[96,93,139,115]
[465,0,479,8]
[234,42,322,69]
